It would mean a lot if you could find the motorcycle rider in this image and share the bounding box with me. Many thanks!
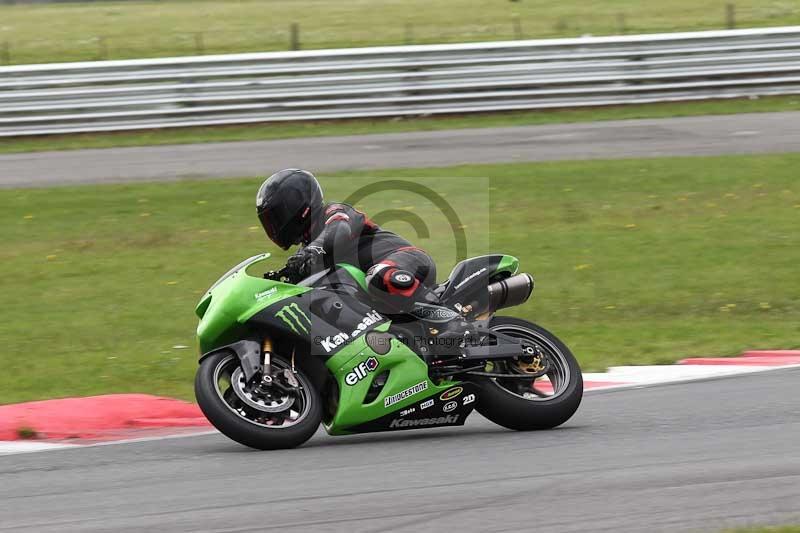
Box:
[256,168,437,313]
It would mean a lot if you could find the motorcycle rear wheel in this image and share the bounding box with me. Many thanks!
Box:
[473,316,583,430]
[195,351,322,450]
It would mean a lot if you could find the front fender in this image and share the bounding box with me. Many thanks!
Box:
[199,339,262,382]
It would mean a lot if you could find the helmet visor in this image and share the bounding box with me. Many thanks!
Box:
[258,208,287,249]
[258,202,304,250]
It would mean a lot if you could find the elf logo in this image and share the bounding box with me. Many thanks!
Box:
[345,356,379,386]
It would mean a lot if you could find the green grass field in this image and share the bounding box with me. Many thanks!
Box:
[725,526,800,533]
[2,96,800,155]
[0,0,798,64]
[2,153,799,404]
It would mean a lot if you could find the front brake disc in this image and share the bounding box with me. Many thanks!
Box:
[230,367,295,413]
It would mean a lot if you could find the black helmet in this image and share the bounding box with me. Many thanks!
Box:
[256,169,323,250]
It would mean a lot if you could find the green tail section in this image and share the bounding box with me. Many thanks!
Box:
[496,255,519,276]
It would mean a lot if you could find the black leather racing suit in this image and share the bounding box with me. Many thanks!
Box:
[289,203,436,310]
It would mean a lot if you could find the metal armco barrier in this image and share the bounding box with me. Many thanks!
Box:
[1,26,799,137]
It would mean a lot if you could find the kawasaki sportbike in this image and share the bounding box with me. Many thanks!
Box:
[194,253,583,449]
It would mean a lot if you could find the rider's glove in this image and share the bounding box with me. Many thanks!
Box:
[285,246,326,281]
[284,254,307,281]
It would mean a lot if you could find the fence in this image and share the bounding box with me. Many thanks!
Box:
[0,3,786,64]
[1,26,799,137]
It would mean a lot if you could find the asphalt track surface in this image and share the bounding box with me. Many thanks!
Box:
[2,111,800,188]
[1,369,798,532]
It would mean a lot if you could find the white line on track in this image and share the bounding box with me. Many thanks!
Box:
[0,441,80,455]
[2,364,799,456]
[0,430,219,456]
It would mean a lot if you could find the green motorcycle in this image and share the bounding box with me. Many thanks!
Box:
[194,253,583,449]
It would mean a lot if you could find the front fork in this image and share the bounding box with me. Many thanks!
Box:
[261,336,299,389]
[261,337,273,385]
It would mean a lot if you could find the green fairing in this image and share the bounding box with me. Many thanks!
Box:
[496,255,519,276]
[196,254,461,437]
[337,263,368,291]
[196,254,311,354]
[324,322,459,435]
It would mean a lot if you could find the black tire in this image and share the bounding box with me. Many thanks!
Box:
[195,351,322,450]
[472,316,583,431]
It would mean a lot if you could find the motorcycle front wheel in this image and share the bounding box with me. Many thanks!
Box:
[195,351,322,450]
[472,316,583,430]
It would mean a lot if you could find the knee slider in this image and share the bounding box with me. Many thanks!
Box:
[365,265,420,313]
[389,270,415,290]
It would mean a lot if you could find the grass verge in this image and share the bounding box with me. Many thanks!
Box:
[724,526,800,533]
[1,0,798,65]
[2,153,799,403]
[1,96,800,155]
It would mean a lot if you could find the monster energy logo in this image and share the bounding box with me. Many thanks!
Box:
[276,303,312,334]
